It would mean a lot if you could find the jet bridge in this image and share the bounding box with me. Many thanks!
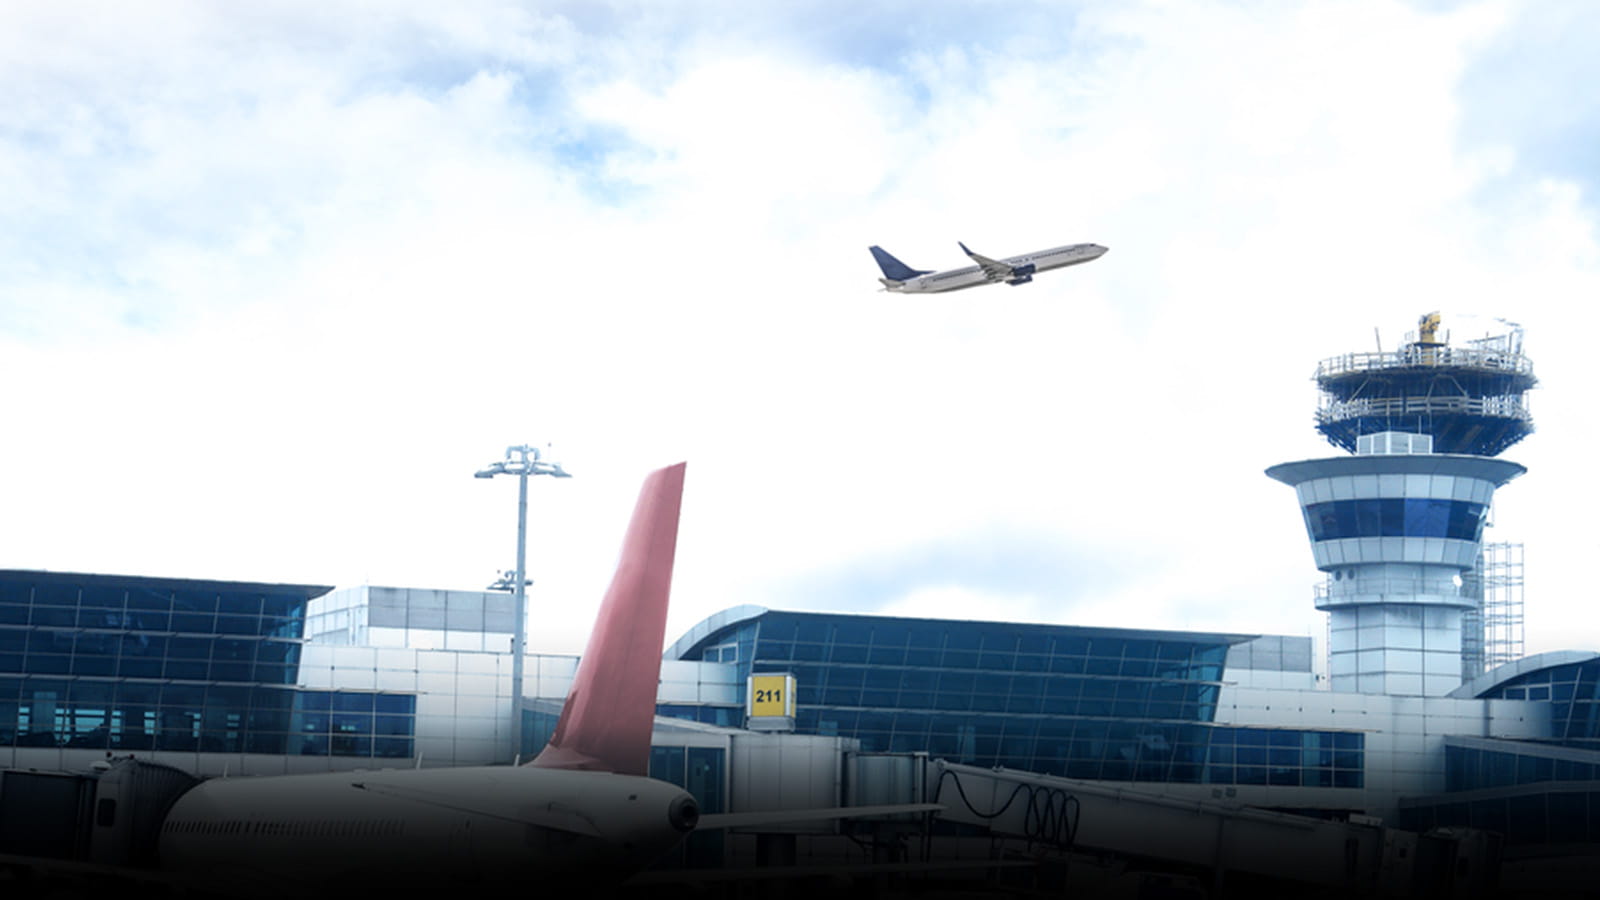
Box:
[844,756,1498,898]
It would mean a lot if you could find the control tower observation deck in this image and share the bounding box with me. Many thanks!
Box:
[1312,312,1536,456]
[1267,313,1535,697]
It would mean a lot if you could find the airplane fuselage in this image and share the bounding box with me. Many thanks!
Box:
[886,243,1107,293]
[157,758,697,891]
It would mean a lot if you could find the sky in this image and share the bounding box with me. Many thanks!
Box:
[2,0,1597,663]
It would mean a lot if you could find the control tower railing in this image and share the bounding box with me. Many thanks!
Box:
[1316,394,1532,425]
[1316,347,1534,380]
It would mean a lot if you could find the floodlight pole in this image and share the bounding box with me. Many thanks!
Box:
[475,444,570,763]
[512,470,529,761]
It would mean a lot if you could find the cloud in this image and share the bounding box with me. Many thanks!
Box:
[2,0,1597,663]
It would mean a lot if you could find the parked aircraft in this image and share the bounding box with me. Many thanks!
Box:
[156,463,697,893]
[3,463,938,896]
[869,241,1107,292]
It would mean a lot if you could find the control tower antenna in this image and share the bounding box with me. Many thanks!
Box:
[1314,311,1536,456]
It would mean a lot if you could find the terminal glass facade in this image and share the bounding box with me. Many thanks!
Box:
[0,571,416,758]
[1405,737,1600,847]
[1472,658,1600,750]
[669,611,1363,787]
[1443,739,1600,792]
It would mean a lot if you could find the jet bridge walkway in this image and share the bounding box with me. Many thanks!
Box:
[867,757,1498,898]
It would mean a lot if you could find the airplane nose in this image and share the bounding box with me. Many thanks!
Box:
[668,794,700,832]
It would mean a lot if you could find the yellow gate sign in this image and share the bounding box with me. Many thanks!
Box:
[747,673,796,727]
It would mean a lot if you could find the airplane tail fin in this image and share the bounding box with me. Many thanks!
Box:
[869,245,931,282]
[529,462,686,776]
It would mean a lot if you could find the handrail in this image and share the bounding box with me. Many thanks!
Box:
[1316,347,1534,379]
[1315,394,1531,422]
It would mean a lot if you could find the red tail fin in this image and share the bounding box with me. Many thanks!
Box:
[529,462,686,776]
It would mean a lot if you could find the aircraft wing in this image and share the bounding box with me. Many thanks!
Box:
[958,242,1013,281]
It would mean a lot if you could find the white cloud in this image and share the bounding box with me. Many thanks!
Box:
[2,0,1597,666]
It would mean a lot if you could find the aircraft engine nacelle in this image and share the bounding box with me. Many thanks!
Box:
[1006,263,1036,286]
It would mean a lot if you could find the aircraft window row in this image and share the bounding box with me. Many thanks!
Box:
[164,817,405,838]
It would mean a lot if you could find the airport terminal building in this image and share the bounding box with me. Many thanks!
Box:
[3,315,1597,889]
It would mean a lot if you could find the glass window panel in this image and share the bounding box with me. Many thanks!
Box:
[866,644,906,666]
[944,630,980,651]
[170,612,216,633]
[334,692,375,712]
[214,614,266,637]
[1119,657,1155,677]
[126,608,171,631]
[1085,657,1119,676]
[126,588,172,611]
[1047,655,1086,675]
[167,637,212,660]
[973,674,1009,696]
[375,694,414,714]
[28,654,71,674]
[829,644,867,664]
[31,606,75,627]
[172,590,221,614]
[1054,635,1090,656]
[78,587,126,611]
[72,654,117,677]
[789,642,826,662]
[941,649,978,669]
[31,585,77,607]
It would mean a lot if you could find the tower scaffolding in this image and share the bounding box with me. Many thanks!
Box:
[1480,541,1526,670]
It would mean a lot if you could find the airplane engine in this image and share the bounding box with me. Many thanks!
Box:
[1006,263,1036,286]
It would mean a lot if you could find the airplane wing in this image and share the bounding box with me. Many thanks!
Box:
[958,242,1013,281]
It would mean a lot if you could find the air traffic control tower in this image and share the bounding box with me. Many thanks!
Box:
[1267,313,1535,696]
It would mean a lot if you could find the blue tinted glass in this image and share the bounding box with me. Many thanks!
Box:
[172,590,220,614]
[334,692,374,712]
[78,587,125,610]
[1302,499,1487,541]
[375,694,413,714]
[830,643,868,664]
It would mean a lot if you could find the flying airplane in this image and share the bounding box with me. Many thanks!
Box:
[155,463,699,894]
[869,241,1108,292]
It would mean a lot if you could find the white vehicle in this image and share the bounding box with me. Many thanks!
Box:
[870,241,1107,292]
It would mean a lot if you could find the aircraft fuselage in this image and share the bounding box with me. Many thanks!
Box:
[886,243,1107,293]
[157,757,697,891]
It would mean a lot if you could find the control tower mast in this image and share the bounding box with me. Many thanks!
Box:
[1267,313,1535,696]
